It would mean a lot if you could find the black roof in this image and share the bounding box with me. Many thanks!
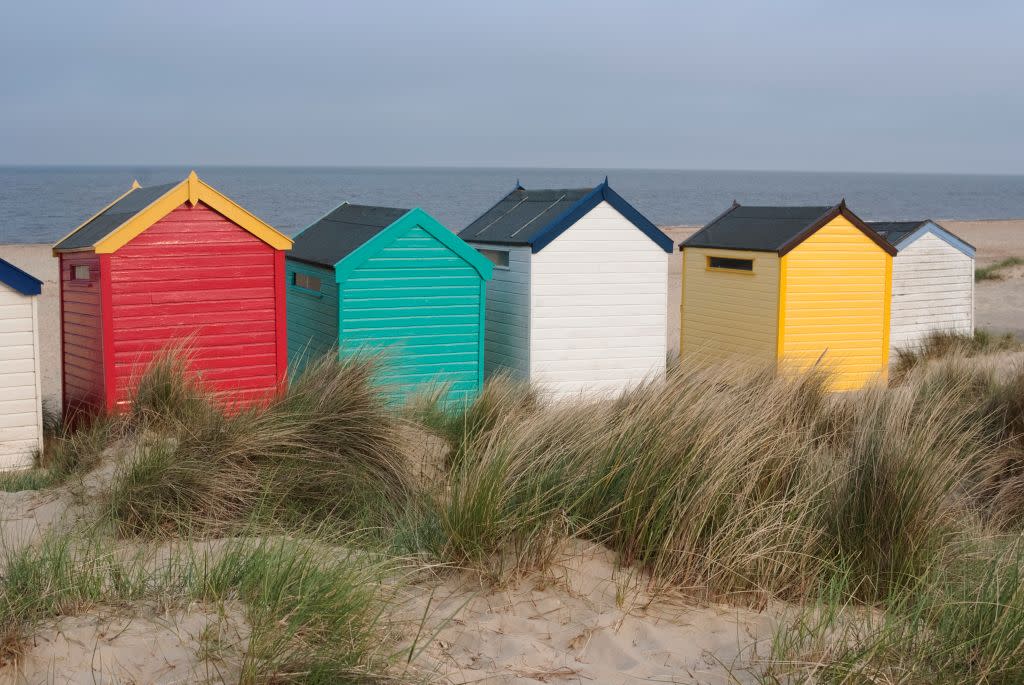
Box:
[683,204,834,252]
[289,203,409,268]
[682,201,896,256]
[866,221,928,247]
[459,187,593,247]
[55,182,178,251]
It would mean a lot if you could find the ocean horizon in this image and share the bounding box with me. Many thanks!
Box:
[2,165,1022,243]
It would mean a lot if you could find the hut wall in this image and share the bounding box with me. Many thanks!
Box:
[285,259,339,372]
[470,244,531,380]
[890,230,974,355]
[338,224,486,403]
[528,201,668,399]
[680,247,780,367]
[59,252,105,415]
[107,202,283,409]
[0,281,43,468]
[780,215,892,390]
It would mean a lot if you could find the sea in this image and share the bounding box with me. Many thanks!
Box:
[1,166,1022,243]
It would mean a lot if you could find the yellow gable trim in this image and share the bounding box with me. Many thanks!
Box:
[90,172,292,254]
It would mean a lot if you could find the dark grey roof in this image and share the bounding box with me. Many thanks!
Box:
[866,221,928,247]
[683,204,835,252]
[55,182,179,251]
[289,203,409,268]
[459,187,593,247]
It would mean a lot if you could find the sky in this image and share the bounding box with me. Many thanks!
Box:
[1,0,1022,174]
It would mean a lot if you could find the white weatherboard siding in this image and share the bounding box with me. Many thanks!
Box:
[890,231,974,356]
[473,245,531,379]
[529,201,668,400]
[0,283,43,469]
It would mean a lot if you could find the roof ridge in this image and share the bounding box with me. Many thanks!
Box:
[54,175,290,254]
[293,201,349,243]
[340,202,411,212]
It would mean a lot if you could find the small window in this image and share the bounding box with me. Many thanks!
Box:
[72,264,91,281]
[707,256,753,272]
[292,272,321,292]
[480,249,510,269]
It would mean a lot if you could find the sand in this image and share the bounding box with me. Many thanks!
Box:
[0,489,73,564]
[4,604,250,685]
[404,539,781,684]
[0,507,782,684]
[942,220,1024,339]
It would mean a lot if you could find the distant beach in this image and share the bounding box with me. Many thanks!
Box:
[1,166,1022,243]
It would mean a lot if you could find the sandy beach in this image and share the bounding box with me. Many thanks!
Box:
[3,218,1022,411]
[0,244,61,414]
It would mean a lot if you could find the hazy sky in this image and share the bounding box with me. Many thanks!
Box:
[2,1,1022,173]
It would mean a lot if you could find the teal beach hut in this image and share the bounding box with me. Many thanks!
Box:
[286,204,493,403]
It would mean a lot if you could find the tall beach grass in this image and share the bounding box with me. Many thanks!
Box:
[106,351,414,536]
[19,336,1024,680]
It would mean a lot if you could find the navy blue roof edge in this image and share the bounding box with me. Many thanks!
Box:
[0,258,43,296]
[530,181,673,254]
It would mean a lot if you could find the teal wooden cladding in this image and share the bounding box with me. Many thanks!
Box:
[286,206,492,404]
[286,260,338,372]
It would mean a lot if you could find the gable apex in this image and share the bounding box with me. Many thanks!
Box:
[53,172,292,255]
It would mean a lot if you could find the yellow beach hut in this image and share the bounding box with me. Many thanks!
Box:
[680,201,896,390]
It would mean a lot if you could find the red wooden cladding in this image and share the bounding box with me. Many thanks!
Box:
[273,251,287,391]
[105,202,284,410]
[59,252,104,416]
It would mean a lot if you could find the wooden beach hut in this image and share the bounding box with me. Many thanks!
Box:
[680,201,896,390]
[0,259,44,469]
[459,180,674,400]
[52,172,293,416]
[868,220,975,356]
[286,204,492,403]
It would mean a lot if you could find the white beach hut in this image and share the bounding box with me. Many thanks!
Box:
[458,180,674,400]
[868,220,975,355]
[0,259,44,469]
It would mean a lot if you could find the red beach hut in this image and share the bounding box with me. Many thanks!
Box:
[52,171,293,415]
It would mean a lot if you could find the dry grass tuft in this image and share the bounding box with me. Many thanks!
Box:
[106,352,414,537]
[893,329,1020,381]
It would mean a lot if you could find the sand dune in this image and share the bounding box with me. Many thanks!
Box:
[0,538,781,685]
[407,540,780,684]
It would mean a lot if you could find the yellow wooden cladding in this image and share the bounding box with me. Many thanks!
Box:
[680,247,779,367]
[680,213,893,391]
[89,171,293,254]
[779,215,891,390]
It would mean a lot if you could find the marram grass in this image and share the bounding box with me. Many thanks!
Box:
[19,337,1024,681]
